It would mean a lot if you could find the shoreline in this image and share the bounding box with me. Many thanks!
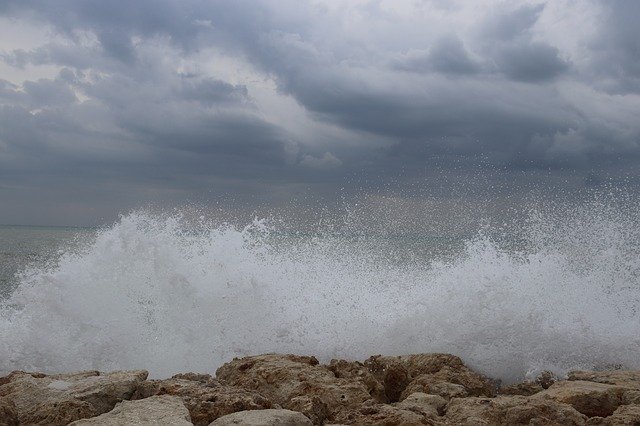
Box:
[1,352,639,425]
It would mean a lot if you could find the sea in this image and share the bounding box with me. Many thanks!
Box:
[1,194,639,384]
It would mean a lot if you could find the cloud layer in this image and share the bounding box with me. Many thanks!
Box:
[0,0,639,224]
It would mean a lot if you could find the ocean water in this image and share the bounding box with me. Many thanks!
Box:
[1,196,639,384]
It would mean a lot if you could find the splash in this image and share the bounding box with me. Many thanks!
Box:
[1,199,639,383]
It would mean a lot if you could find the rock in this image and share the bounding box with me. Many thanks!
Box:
[402,378,468,401]
[533,380,627,417]
[444,395,587,425]
[568,370,640,390]
[333,400,436,425]
[134,376,272,426]
[209,409,313,425]
[69,395,192,425]
[215,354,372,423]
[586,404,640,425]
[499,381,544,396]
[0,398,19,426]
[0,369,148,425]
[364,354,495,402]
[395,392,446,418]
[499,371,557,396]
[328,359,386,402]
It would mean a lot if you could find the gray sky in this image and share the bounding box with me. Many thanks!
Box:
[0,0,639,225]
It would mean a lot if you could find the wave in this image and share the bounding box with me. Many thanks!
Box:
[1,197,639,383]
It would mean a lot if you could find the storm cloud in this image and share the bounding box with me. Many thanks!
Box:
[0,0,639,225]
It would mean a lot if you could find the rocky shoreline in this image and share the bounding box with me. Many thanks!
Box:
[1,353,639,425]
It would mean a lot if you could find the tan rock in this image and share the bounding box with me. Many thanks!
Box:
[586,404,640,425]
[395,392,446,418]
[444,395,587,425]
[209,409,313,425]
[215,354,372,423]
[328,359,386,402]
[333,400,437,425]
[0,369,148,425]
[134,376,272,426]
[0,397,19,426]
[533,380,626,417]
[69,395,192,425]
[401,378,468,401]
[569,371,640,389]
[499,371,557,396]
[364,354,495,402]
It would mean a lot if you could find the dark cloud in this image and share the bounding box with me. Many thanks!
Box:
[395,35,479,75]
[494,41,569,82]
[0,0,639,225]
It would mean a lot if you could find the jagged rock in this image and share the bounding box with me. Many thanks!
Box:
[395,392,446,418]
[215,354,372,424]
[586,404,640,425]
[134,376,272,425]
[569,370,640,390]
[333,400,437,425]
[364,354,495,402]
[499,371,557,396]
[533,380,628,417]
[499,381,544,396]
[444,395,587,425]
[0,397,19,426]
[0,369,148,425]
[209,409,313,425]
[401,378,468,401]
[328,359,386,402]
[69,395,192,425]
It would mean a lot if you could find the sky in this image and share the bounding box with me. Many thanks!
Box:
[0,0,639,226]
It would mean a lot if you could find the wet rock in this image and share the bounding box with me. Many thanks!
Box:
[333,400,436,425]
[402,378,468,401]
[215,354,372,423]
[395,392,446,418]
[444,395,587,425]
[569,370,640,390]
[533,380,627,417]
[0,369,147,425]
[328,359,386,402]
[499,371,557,396]
[69,395,192,425]
[209,408,313,425]
[364,354,495,402]
[0,398,19,426]
[586,404,640,425]
[499,381,544,396]
[134,376,272,425]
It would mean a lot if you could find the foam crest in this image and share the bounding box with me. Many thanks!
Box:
[1,202,639,383]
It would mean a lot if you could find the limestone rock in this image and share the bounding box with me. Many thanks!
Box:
[364,354,495,402]
[0,369,148,425]
[215,354,372,423]
[499,371,557,396]
[134,376,272,425]
[0,397,19,426]
[444,395,587,425]
[533,380,627,417]
[333,400,436,425]
[209,409,313,426]
[586,404,640,425]
[401,378,468,401]
[328,359,386,402]
[69,395,192,425]
[568,371,640,390]
[395,392,446,418]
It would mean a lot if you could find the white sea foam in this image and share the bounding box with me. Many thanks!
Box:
[1,200,639,383]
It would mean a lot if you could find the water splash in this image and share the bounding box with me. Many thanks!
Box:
[1,199,639,383]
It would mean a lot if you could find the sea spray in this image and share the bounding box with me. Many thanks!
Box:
[1,198,639,384]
